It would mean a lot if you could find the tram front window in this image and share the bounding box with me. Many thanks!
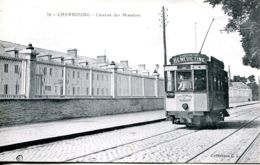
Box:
[177,71,192,91]
[194,70,206,91]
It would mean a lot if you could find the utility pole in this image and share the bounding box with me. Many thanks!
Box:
[159,6,168,91]
[161,6,168,66]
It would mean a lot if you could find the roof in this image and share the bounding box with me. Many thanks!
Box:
[0,40,97,66]
[0,40,152,74]
[230,82,251,89]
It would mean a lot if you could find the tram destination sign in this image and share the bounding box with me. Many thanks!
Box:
[169,53,209,64]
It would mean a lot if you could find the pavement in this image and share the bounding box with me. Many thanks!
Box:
[0,100,259,152]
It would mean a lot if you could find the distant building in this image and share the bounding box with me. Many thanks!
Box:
[229,82,252,103]
[0,40,164,99]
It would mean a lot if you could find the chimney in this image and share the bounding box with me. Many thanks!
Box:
[138,64,146,70]
[96,55,107,64]
[67,49,78,58]
[120,60,128,68]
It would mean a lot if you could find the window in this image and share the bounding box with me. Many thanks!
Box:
[55,86,58,94]
[97,74,99,80]
[73,71,75,78]
[86,88,89,95]
[78,72,80,78]
[214,74,221,91]
[194,70,206,91]
[55,69,58,77]
[177,71,192,91]
[86,73,89,79]
[4,64,8,73]
[166,71,175,92]
[67,71,70,78]
[49,68,53,76]
[102,75,104,81]
[60,87,63,95]
[97,88,99,96]
[15,84,19,94]
[14,65,19,73]
[73,87,75,95]
[43,67,47,75]
[4,84,8,94]
[62,70,64,77]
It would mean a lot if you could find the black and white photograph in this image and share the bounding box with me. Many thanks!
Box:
[0,0,260,163]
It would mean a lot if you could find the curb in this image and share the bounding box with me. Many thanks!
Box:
[228,101,260,109]
[0,118,166,153]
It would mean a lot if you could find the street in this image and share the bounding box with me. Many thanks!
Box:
[0,103,259,163]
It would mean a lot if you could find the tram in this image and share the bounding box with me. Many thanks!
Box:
[164,53,229,128]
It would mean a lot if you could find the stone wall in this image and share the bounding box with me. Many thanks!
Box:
[0,97,164,126]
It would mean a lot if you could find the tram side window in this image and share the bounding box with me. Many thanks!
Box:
[194,70,206,91]
[213,73,221,91]
[166,71,175,92]
[177,71,192,91]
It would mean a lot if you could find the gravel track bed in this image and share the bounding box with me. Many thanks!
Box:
[189,116,260,163]
[70,128,197,162]
[0,122,180,161]
[237,132,260,163]
[114,109,260,163]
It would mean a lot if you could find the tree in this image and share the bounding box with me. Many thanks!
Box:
[232,75,247,84]
[205,0,260,69]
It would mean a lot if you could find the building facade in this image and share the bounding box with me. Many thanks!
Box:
[0,41,164,99]
[229,82,253,103]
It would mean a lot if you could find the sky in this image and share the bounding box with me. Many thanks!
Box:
[0,0,259,81]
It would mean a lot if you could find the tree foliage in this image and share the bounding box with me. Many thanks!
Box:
[204,0,260,69]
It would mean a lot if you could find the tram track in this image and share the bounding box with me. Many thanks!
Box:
[68,106,260,162]
[185,114,260,163]
[116,109,260,163]
[227,105,259,118]
[67,128,199,162]
[65,127,196,162]
[236,132,260,163]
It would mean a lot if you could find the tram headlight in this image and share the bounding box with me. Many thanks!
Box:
[182,103,189,110]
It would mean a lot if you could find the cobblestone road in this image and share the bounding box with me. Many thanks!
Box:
[0,104,259,163]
